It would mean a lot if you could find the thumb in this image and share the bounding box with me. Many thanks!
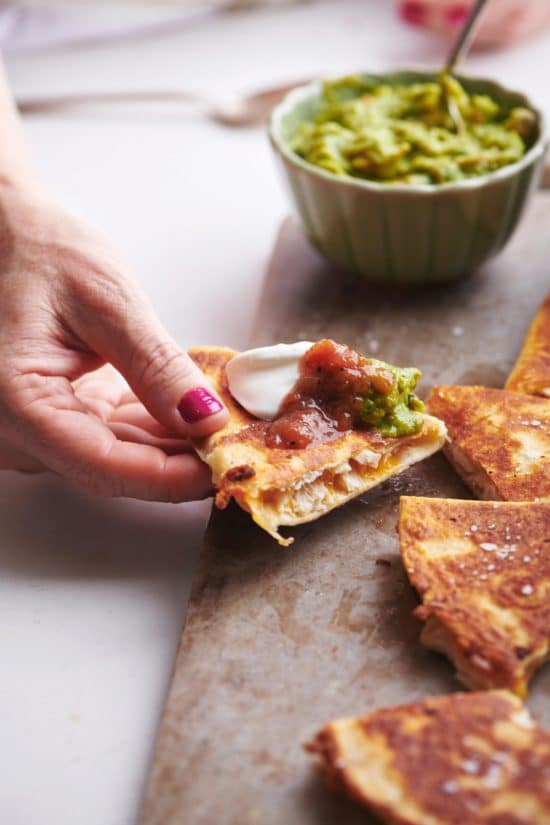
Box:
[120,328,229,438]
[71,283,229,438]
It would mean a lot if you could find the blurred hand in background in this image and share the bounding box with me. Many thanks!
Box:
[398,0,550,48]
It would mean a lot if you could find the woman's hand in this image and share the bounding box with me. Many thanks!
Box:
[0,180,229,502]
[398,0,550,48]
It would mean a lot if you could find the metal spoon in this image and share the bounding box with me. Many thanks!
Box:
[16,79,305,127]
[441,0,491,133]
[16,3,490,129]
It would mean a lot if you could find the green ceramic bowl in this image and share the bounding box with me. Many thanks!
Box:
[269,71,548,285]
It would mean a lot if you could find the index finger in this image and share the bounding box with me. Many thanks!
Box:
[7,374,213,502]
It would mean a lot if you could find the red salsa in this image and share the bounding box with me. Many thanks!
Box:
[265,339,401,449]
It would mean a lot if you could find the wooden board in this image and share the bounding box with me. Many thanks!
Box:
[141,204,550,825]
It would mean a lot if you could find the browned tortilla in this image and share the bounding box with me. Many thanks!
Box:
[506,291,550,398]
[399,496,550,697]
[307,691,550,824]
[189,347,446,545]
[428,385,550,503]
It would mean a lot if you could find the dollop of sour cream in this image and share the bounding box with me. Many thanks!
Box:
[225,342,313,420]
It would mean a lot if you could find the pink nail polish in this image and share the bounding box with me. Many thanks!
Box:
[445,4,470,27]
[178,387,223,423]
[400,1,427,25]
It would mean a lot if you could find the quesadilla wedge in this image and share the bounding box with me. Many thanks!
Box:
[506,291,550,398]
[189,344,446,546]
[428,385,550,502]
[399,497,550,697]
[306,691,550,825]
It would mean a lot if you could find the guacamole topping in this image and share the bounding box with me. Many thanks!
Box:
[291,74,537,185]
[358,361,424,437]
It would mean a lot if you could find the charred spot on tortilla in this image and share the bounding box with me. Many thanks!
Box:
[224,465,256,483]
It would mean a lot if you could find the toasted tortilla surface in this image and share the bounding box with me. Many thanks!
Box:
[399,497,550,697]
[428,386,550,503]
[506,291,550,398]
[190,347,446,545]
[306,691,550,825]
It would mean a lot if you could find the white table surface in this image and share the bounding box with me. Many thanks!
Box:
[3,3,550,823]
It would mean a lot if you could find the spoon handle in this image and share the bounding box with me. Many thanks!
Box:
[16,89,206,114]
[445,0,491,72]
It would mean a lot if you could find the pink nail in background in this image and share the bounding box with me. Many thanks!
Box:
[400,1,427,25]
[445,3,470,27]
[178,387,223,423]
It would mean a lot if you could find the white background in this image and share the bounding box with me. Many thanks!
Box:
[3,2,550,823]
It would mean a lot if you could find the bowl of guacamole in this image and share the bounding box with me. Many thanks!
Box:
[269,71,547,284]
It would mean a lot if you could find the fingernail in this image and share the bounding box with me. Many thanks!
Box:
[178,387,223,423]
[445,4,470,27]
[400,1,426,25]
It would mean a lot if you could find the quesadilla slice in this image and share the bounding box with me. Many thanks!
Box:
[306,691,550,825]
[189,342,446,545]
[399,496,550,697]
[506,291,550,398]
[428,385,550,502]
